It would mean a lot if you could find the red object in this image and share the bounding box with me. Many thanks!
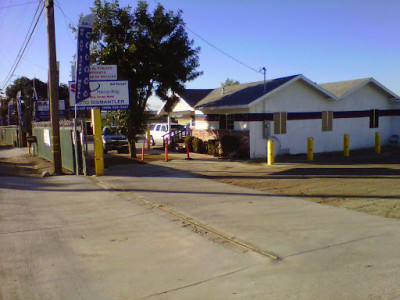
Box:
[165,138,169,161]
[141,139,145,163]
[185,142,190,159]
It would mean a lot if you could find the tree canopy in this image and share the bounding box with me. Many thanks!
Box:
[1,77,69,130]
[90,0,202,156]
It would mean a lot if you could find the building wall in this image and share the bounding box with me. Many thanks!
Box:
[249,80,400,158]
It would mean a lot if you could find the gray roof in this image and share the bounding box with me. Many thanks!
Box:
[195,75,299,108]
[178,89,214,107]
[319,78,371,97]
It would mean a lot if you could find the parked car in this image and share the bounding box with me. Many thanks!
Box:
[102,126,128,153]
[149,123,184,145]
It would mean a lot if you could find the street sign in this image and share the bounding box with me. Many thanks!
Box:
[90,65,117,81]
[69,80,129,111]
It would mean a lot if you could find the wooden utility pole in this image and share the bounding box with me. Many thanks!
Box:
[46,0,62,174]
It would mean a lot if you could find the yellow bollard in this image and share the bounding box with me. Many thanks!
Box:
[146,129,151,150]
[267,139,274,165]
[307,137,314,161]
[343,134,350,157]
[375,132,381,154]
[91,109,104,175]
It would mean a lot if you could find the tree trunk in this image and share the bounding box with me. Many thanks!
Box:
[128,138,137,158]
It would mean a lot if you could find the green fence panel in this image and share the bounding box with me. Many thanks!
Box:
[0,128,19,146]
[60,130,75,172]
[33,128,53,162]
[32,128,76,173]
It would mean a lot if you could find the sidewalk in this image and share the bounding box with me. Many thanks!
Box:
[95,158,400,299]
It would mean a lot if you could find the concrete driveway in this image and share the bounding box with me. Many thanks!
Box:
[2,147,400,299]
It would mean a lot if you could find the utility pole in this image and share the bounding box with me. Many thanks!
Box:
[46,0,62,174]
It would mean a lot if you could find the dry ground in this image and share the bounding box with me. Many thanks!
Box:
[2,144,400,221]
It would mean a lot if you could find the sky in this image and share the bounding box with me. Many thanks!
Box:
[0,0,399,110]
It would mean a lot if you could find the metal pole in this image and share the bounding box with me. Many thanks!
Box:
[46,0,62,174]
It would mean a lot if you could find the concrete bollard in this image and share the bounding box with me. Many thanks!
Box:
[141,138,145,163]
[307,137,314,161]
[185,142,192,160]
[343,134,350,157]
[165,138,169,162]
[375,132,381,154]
[267,139,274,165]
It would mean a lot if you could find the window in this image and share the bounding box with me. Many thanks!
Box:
[370,109,379,128]
[322,111,333,131]
[274,112,287,134]
[219,114,234,130]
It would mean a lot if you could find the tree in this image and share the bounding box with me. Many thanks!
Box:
[91,0,202,157]
[3,77,69,132]
[221,78,240,88]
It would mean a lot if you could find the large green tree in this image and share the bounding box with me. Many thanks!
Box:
[91,0,202,157]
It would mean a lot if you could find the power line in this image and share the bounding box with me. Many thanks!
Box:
[1,1,44,90]
[0,1,38,10]
[54,0,77,27]
[151,0,262,75]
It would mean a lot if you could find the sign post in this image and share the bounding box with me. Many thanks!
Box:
[75,14,94,175]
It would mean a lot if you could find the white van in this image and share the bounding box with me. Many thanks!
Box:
[149,123,184,145]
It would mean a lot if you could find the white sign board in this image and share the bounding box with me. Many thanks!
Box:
[69,81,129,111]
[89,65,117,81]
[71,65,117,81]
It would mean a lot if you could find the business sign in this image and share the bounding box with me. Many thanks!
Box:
[75,14,94,104]
[37,100,66,120]
[90,65,117,81]
[69,80,129,111]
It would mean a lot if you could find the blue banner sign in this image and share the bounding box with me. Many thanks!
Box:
[75,26,92,104]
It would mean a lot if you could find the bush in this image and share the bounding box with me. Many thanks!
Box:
[220,135,241,157]
[184,135,194,152]
[207,139,219,157]
[192,137,206,153]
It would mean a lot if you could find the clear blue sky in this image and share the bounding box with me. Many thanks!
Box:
[1,0,399,109]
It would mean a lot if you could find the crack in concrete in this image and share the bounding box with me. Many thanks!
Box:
[282,233,383,258]
[135,267,250,299]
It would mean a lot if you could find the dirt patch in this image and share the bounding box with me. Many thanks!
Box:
[0,145,68,177]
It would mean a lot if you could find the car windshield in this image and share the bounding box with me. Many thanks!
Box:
[104,127,125,136]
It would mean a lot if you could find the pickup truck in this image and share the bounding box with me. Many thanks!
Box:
[149,123,184,145]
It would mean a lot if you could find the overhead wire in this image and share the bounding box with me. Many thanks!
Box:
[150,0,263,75]
[0,1,38,10]
[1,0,44,90]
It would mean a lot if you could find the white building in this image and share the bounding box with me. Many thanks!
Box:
[161,74,400,159]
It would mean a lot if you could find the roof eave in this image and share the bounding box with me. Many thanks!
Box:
[197,104,249,111]
[249,74,338,108]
